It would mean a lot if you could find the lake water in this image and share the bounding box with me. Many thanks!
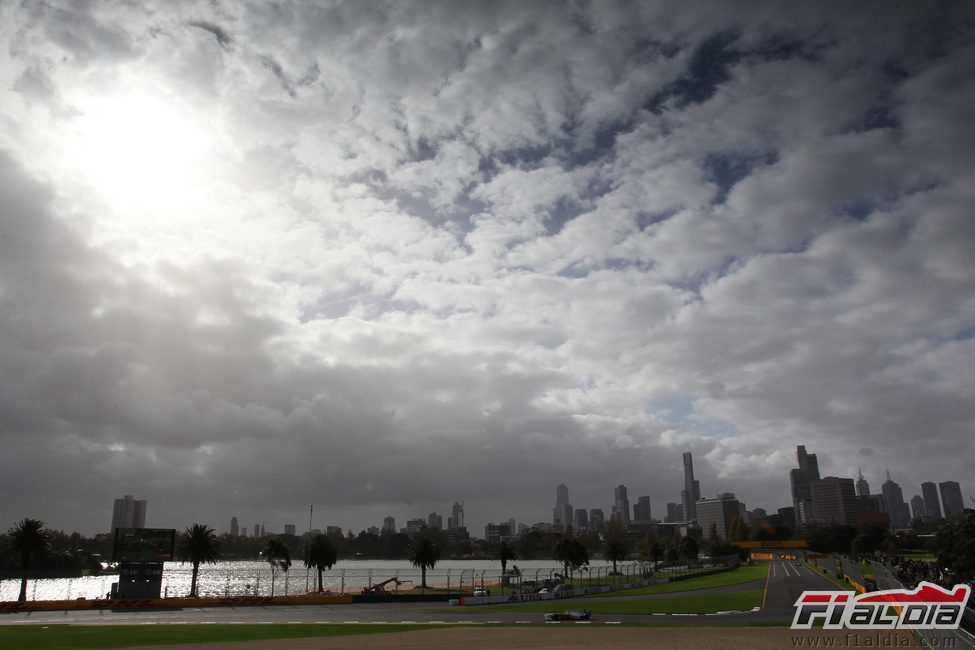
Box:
[1,558,632,601]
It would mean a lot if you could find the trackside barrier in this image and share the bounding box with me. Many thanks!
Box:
[839,557,866,594]
[870,561,975,650]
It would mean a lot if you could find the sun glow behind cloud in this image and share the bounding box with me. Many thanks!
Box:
[67,93,212,217]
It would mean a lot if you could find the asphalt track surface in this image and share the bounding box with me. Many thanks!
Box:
[0,560,838,627]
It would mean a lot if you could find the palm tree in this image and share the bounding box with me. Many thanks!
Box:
[408,533,441,591]
[553,534,588,583]
[494,540,516,575]
[176,524,220,597]
[7,518,51,602]
[602,518,630,576]
[263,537,291,596]
[303,534,337,593]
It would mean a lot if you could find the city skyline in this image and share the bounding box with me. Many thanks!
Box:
[1,3,974,537]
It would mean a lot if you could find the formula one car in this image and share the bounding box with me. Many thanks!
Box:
[544,609,592,621]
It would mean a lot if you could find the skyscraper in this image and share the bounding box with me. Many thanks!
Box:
[110,494,147,533]
[633,496,652,523]
[230,517,239,536]
[382,516,396,532]
[789,446,820,526]
[589,508,604,531]
[856,469,870,498]
[910,495,926,522]
[553,483,573,530]
[681,452,701,523]
[614,484,631,525]
[810,477,859,526]
[921,482,943,520]
[450,501,465,530]
[696,493,740,541]
[881,471,909,529]
[939,481,965,518]
[427,512,443,530]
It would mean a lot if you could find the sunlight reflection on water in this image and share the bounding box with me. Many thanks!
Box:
[1,559,619,601]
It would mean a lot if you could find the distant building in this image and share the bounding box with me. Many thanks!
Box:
[326,525,342,537]
[665,502,680,523]
[574,508,589,532]
[939,481,965,518]
[880,472,909,529]
[110,495,147,533]
[589,508,605,531]
[254,524,260,537]
[810,477,859,526]
[790,446,820,526]
[614,484,631,526]
[921,482,943,520]
[856,469,870,498]
[427,512,443,530]
[553,483,573,531]
[230,517,239,537]
[910,495,926,522]
[777,506,796,531]
[284,524,296,536]
[696,493,740,541]
[382,516,396,533]
[405,518,426,537]
[448,502,465,530]
[484,522,511,544]
[681,452,701,523]
[633,496,652,524]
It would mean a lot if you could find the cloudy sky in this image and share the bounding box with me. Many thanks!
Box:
[1,1,973,537]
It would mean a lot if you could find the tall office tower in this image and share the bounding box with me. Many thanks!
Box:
[427,512,443,530]
[553,483,573,530]
[778,506,797,531]
[589,508,605,531]
[810,477,860,526]
[254,524,260,537]
[921,482,943,519]
[574,508,589,532]
[910,495,926,522]
[110,495,147,533]
[696,493,740,541]
[382,516,396,532]
[230,517,239,536]
[789,446,820,526]
[633,496,652,523]
[665,502,680,523]
[681,452,701,523]
[450,501,465,530]
[881,471,908,529]
[939,481,965,517]
[284,524,296,536]
[614,484,631,525]
[856,469,870,497]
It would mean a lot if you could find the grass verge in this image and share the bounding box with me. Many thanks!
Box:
[473,589,764,615]
[0,623,452,649]
[585,563,768,597]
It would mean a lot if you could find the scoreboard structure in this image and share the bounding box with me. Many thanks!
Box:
[110,528,176,599]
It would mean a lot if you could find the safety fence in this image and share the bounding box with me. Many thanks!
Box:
[870,561,975,650]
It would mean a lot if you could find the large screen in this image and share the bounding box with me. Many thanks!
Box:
[113,527,176,561]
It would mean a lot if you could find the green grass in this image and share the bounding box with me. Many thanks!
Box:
[476,589,764,615]
[0,623,456,649]
[585,563,768,597]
